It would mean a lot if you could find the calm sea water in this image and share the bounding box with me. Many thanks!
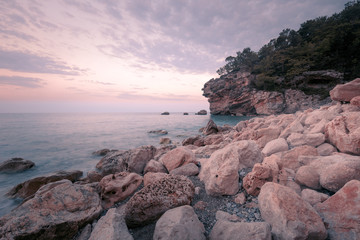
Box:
[0,112,249,217]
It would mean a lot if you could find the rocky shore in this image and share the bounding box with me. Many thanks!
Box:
[0,79,359,240]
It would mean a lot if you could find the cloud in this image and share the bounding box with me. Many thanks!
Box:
[0,75,44,88]
[0,49,86,75]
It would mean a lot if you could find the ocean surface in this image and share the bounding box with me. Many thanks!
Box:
[0,112,250,217]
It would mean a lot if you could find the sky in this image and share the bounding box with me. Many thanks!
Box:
[0,0,350,113]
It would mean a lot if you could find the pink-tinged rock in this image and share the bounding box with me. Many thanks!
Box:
[0,180,102,240]
[143,172,168,186]
[199,140,262,196]
[341,103,360,112]
[278,168,302,195]
[303,106,342,127]
[160,147,197,172]
[210,220,271,240]
[279,119,304,138]
[258,182,327,240]
[287,132,325,147]
[182,135,205,147]
[193,144,225,158]
[295,165,321,190]
[243,155,279,196]
[316,143,337,156]
[276,145,318,171]
[309,118,328,134]
[252,127,281,148]
[125,175,194,227]
[315,180,360,240]
[170,163,199,176]
[202,119,219,135]
[203,134,224,145]
[350,95,360,107]
[301,189,329,206]
[96,145,156,175]
[153,205,205,240]
[7,170,83,199]
[253,91,285,115]
[325,112,360,155]
[99,172,143,209]
[330,78,360,102]
[261,138,288,157]
[234,192,246,205]
[144,159,168,174]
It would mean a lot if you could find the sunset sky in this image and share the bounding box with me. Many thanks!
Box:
[0,0,349,113]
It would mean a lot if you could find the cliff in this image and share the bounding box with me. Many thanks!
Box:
[202,70,341,116]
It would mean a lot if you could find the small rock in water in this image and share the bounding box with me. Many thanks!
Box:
[0,157,35,173]
[159,137,171,144]
[92,149,111,156]
[148,129,168,135]
[161,112,170,115]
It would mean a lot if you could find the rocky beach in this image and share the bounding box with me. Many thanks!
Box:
[0,78,359,239]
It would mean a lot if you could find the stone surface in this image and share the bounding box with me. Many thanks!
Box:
[0,180,102,240]
[261,138,288,157]
[330,78,360,102]
[295,166,321,190]
[96,145,156,175]
[159,137,172,145]
[234,192,246,205]
[350,95,360,106]
[144,159,168,174]
[153,205,205,240]
[7,170,83,199]
[316,143,337,156]
[89,206,133,240]
[279,119,304,138]
[99,172,143,208]
[197,110,207,115]
[0,157,35,173]
[325,111,360,155]
[202,119,218,135]
[215,211,241,222]
[210,220,271,240]
[287,132,325,147]
[125,175,195,227]
[182,135,205,147]
[92,148,111,156]
[160,147,197,172]
[301,189,329,206]
[199,140,262,196]
[258,182,327,240]
[143,172,168,186]
[276,145,318,171]
[316,180,360,240]
[170,163,199,176]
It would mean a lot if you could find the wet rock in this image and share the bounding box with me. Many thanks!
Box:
[0,180,102,240]
[85,171,103,183]
[92,149,111,156]
[301,189,329,206]
[7,170,83,199]
[159,137,172,144]
[199,140,262,196]
[315,180,360,240]
[261,138,288,157]
[99,172,143,209]
[258,182,327,240]
[125,175,195,227]
[96,145,156,175]
[210,220,271,240]
[0,157,35,173]
[202,119,218,135]
[144,159,168,174]
[330,78,360,102]
[153,205,205,240]
[149,129,168,134]
[160,147,197,172]
[170,163,199,176]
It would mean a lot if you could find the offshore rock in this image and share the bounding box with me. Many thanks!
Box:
[0,180,102,240]
[125,175,195,227]
[0,157,35,173]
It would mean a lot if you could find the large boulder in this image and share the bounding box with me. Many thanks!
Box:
[7,170,83,199]
[99,172,143,208]
[330,78,360,102]
[0,180,102,239]
[160,147,197,172]
[170,163,199,176]
[276,145,318,171]
[96,145,156,175]
[0,157,35,173]
[287,132,325,148]
[325,111,360,155]
[210,220,271,240]
[144,159,168,174]
[261,138,288,157]
[258,182,327,240]
[125,175,195,227]
[315,180,360,240]
[199,140,262,196]
[202,119,218,135]
[153,205,205,240]
[301,189,329,206]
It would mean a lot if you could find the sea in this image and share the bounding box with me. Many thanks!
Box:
[0,112,250,217]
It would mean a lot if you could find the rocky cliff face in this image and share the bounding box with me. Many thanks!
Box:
[202,71,340,115]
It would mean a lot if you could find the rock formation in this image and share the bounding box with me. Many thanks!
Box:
[0,157,35,173]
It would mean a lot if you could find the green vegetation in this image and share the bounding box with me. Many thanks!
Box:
[217,1,360,93]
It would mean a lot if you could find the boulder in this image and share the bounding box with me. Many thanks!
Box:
[89,206,133,240]
[316,143,337,156]
[301,189,329,206]
[170,163,199,176]
[279,119,304,138]
[330,78,360,102]
[86,171,103,183]
[309,118,328,134]
[287,132,325,147]
[315,180,360,240]
[210,220,271,240]
[258,182,327,240]
[295,165,321,190]
[92,149,111,156]
[278,168,301,195]
[153,205,205,240]
[197,110,207,115]
[182,135,205,147]
[143,172,168,186]
[96,145,156,175]
[202,119,218,135]
[261,138,288,157]
[0,180,102,240]
[161,112,170,115]
[325,112,360,155]
[203,134,224,145]
[350,95,360,107]
[199,140,262,196]
[160,147,197,172]
[144,159,168,174]
[149,129,168,134]
[276,145,318,171]
[252,127,281,148]
[99,172,143,208]
[7,170,83,199]
[0,157,35,173]
[125,175,195,227]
